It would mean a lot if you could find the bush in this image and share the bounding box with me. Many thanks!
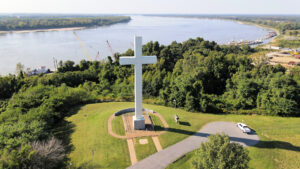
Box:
[192,133,249,169]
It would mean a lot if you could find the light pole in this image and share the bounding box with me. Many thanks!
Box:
[92,149,95,169]
[173,99,176,109]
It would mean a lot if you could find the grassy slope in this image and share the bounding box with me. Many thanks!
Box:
[135,137,157,161]
[66,103,133,169]
[66,102,300,169]
[112,115,125,136]
[149,114,164,131]
[167,151,194,169]
[167,115,300,169]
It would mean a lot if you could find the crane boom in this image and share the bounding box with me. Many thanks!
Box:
[73,31,92,61]
[95,51,100,61]
[106,40,115,57]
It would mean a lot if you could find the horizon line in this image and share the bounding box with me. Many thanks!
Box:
[0,13,300,16]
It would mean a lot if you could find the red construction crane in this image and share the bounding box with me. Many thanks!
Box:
[106,40,115,57]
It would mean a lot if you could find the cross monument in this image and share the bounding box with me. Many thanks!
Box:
[120,36,157,130]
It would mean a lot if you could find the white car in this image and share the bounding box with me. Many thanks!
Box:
[237,123,251,133]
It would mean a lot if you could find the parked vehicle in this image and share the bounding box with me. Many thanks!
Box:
[237,123,251,133]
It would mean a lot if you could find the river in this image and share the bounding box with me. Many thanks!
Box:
[0,15,271,75]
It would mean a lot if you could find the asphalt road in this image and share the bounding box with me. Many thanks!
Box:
[127,121,259,169]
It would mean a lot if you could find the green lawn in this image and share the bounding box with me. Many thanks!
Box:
[66,103,134,169]
[166,151,194,169]
[149,114,165,131]
[112,115,125,136]
[134,137,157,161]
[65,102,300,169]
[166,115,300,169]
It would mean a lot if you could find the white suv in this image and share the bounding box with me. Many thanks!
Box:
[237,123,251,133]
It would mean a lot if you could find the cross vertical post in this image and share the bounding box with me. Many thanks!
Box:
[134,36,143,120]
[119,36,157,130]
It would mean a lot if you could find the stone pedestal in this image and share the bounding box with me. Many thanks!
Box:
[133,115,145,130]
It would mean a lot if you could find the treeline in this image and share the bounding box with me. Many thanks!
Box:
[0,84,93,168]
[226,16,300,34]
[157,15,300,34]
[218,16,300,34]
[0,16,131,31]
[0,37,300,167]
[1,38,300,116]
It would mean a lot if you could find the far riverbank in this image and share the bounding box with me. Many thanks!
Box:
[0,15,131,34]
[148,15,280,45]
[235,20,280,43]
[0,27,86,34]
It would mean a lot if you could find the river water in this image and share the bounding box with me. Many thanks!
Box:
[0,15,270,75]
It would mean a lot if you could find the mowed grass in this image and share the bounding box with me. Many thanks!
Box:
[66,103,134,169]
[149,114,165,131]
[66,102,300,169]
[166,114,300,169]
[134,137,157,161]
[166,151,194,169]
[112,115,125,136]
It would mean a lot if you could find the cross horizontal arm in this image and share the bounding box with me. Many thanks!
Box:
[119,57,135,65]
[141,56,157,64]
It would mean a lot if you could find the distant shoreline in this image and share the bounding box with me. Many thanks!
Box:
[235,20,280,37]
[145,15,280,45]
[234,20,281,46]
[0,27,86,34]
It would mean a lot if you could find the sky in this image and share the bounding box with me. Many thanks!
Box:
[0,0,299,15]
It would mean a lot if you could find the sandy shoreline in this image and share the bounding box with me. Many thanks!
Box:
[235,20,281,46]
[236,20,280,37]
[0,27,86,34]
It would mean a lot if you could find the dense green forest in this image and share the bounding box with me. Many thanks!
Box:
[0,15,131,31]
[0,38,300,168]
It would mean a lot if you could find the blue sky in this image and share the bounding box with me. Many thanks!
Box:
[0,0,299,14]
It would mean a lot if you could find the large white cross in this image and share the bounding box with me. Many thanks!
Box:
[120,36,157,129]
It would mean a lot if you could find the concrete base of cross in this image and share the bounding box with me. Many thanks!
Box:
[133,116,145,130]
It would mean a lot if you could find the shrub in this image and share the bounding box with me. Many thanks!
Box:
[192,133,249,169]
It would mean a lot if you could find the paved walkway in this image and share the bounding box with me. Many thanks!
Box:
[109,111,168,165]
[127,121,260,169]
[152,136,163,152]
[127,139,138,165]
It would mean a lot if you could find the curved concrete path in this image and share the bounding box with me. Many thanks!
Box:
[127,121,259,169]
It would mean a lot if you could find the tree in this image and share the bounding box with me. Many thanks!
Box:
[223,72,260,109]
[256,72,300,116]
[16,62,24,75]
[30,137,65,169]
[290,66,300,85]
[192,134,249,169]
